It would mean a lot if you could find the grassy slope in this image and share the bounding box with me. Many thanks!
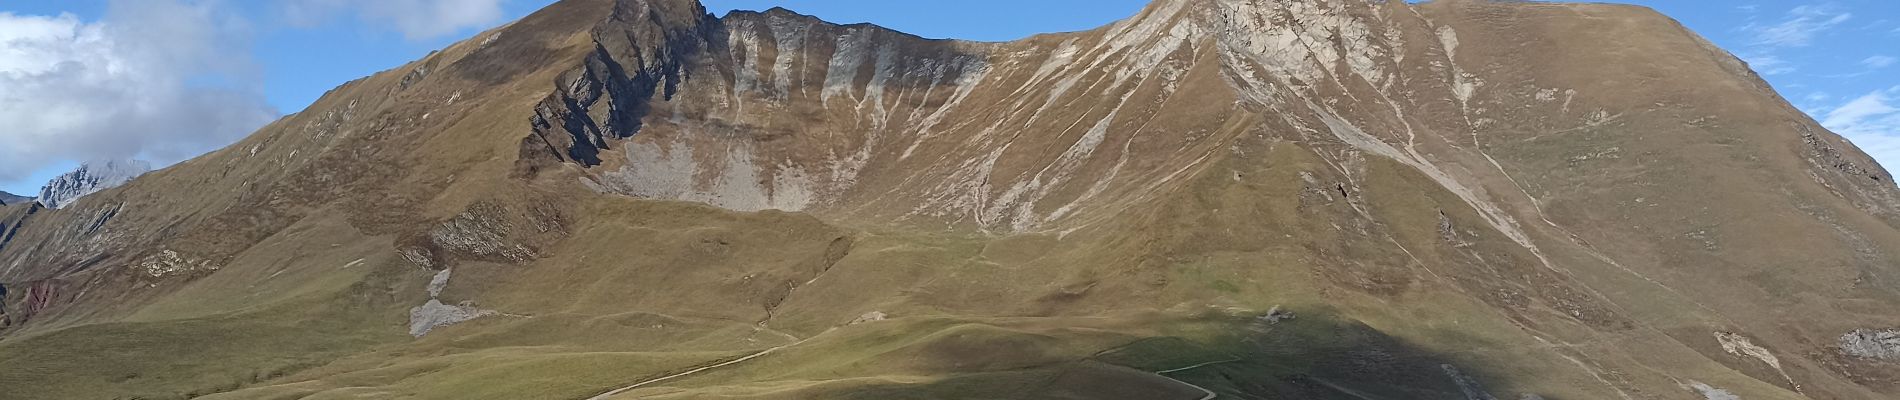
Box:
[0,164,1813,399]
[0,113,1802,400]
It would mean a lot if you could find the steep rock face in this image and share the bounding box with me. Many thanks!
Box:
[519,0,715,169]
[35,160,150,209]
[3,0,1900,399]
[535,2,1226,230]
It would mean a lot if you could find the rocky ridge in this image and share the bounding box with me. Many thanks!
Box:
[34,159,151,209]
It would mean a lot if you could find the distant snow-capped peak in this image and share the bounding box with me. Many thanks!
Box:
[37,159,152,209]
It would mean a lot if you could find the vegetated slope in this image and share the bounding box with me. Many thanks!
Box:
[1,0,1897,399]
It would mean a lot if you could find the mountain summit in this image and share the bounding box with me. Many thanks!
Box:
[33,159,151,209]
[2,0,1898,399]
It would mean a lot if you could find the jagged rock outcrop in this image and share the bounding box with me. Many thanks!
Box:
[34,160,150,209]
[1840,329,1900,361]
[519,0,714,169]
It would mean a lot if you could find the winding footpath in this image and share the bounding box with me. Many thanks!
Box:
[1159,375,1218,400]
[1152,358,1238,400]
[585,337,810,400]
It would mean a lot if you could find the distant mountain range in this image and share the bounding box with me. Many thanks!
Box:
[0,159,149,207]
[0,191,27,206]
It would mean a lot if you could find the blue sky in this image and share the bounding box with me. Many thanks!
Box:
[1,0,1895,196]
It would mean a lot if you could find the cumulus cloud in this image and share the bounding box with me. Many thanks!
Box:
[0,0,279,182]
[282,0,506,40]
[1822,87,1900,170]
[1750,5,1852,48]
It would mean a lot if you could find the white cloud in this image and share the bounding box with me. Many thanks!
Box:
[0,0,278,182]
[282,0,506,40]
[1741,54,1797,75]
[1863,55,1897,69]
[1822,88,1900,170]
[1826,89,1900,129]
[1797,93,1832,117]
[1751,5,1852,48]
[1861,19,1892,32]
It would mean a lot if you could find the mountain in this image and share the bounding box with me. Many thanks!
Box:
[32,159,151,209]
[0,191,27,206]
[2,0,1899,399]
